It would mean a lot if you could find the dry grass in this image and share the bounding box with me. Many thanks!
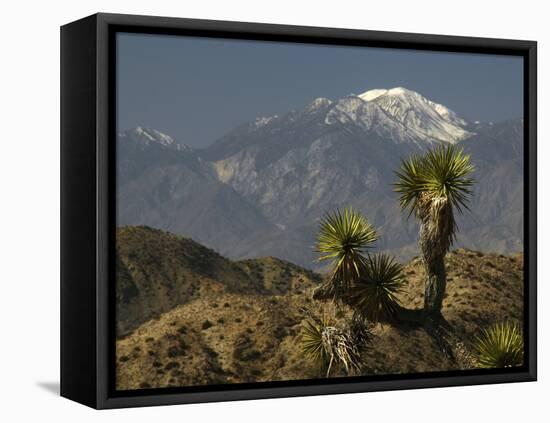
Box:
[116,232,523,390]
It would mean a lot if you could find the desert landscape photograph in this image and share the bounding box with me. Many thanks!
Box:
[114,33,525,390]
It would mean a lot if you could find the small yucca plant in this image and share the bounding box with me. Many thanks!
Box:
[300,316,362,377]
[348,254,405,323]
[315,207,378,299]
[475,322,523,368]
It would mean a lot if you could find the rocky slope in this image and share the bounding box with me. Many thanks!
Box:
[116,228,524,390]
[116,226,321,336]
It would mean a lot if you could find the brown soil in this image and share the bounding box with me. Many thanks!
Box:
[116,228,524,390]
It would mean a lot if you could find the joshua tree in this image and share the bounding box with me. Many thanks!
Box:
[474,322,523,368]
[394,145,474,316]
[313,207,406,322]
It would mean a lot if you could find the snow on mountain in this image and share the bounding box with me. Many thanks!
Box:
[305,97,333,113]
[119,87,522,270]
[357,87,473,143]
[428,101,468,127]
[251,116,279,129]
[324,96,433,147]
[118,127,192,152]
[322,87,473,146]
[358,88,388,102]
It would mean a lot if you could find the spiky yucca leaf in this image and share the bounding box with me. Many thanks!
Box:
[421,145,475,212]
[301,317,330,367]
[348,312,374,349]
[475,322,523,368]
[349,254,405,323]
[392,154,424,217]
[394,144,475,216]
[316,207,378,292]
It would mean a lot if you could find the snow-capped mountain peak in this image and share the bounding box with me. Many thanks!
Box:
[358,88,389,101]
[358,86,416,101]
[119,127,192,152]
[234,86,473,147]
[355,87,472,143]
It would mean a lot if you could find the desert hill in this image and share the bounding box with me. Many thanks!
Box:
[116,227,523,390]
[116,226,321,336]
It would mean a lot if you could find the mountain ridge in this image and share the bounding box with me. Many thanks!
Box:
[116,86,523,270]
[116,226,321,336]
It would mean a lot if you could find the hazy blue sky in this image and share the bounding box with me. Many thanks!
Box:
[117,32,523,148]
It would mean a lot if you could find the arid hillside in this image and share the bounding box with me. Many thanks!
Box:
[116,227,523,390]
[116,226,321,336]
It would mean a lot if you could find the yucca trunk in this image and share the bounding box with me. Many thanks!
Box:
[419,196,453,315]
[422,252,446,313]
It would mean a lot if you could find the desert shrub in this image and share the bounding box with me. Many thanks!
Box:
[274,325,290,339]
[201,320,213,330]
[250,368,262,377]
[167,342,188,357]
[233,334,261,361]
[205,347,219,358]
[164,361,180,370]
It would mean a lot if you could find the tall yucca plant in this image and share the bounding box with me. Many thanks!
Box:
[394,144,475,314]
[315,207,378,299]
[349,254,405,323]
[475,322,523,368]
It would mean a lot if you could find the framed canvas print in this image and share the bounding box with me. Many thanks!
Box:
[60,13,537,409]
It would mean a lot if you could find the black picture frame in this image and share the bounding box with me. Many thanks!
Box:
[60,12,537,409]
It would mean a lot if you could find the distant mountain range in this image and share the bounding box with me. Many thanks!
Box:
[117,87,524,270]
